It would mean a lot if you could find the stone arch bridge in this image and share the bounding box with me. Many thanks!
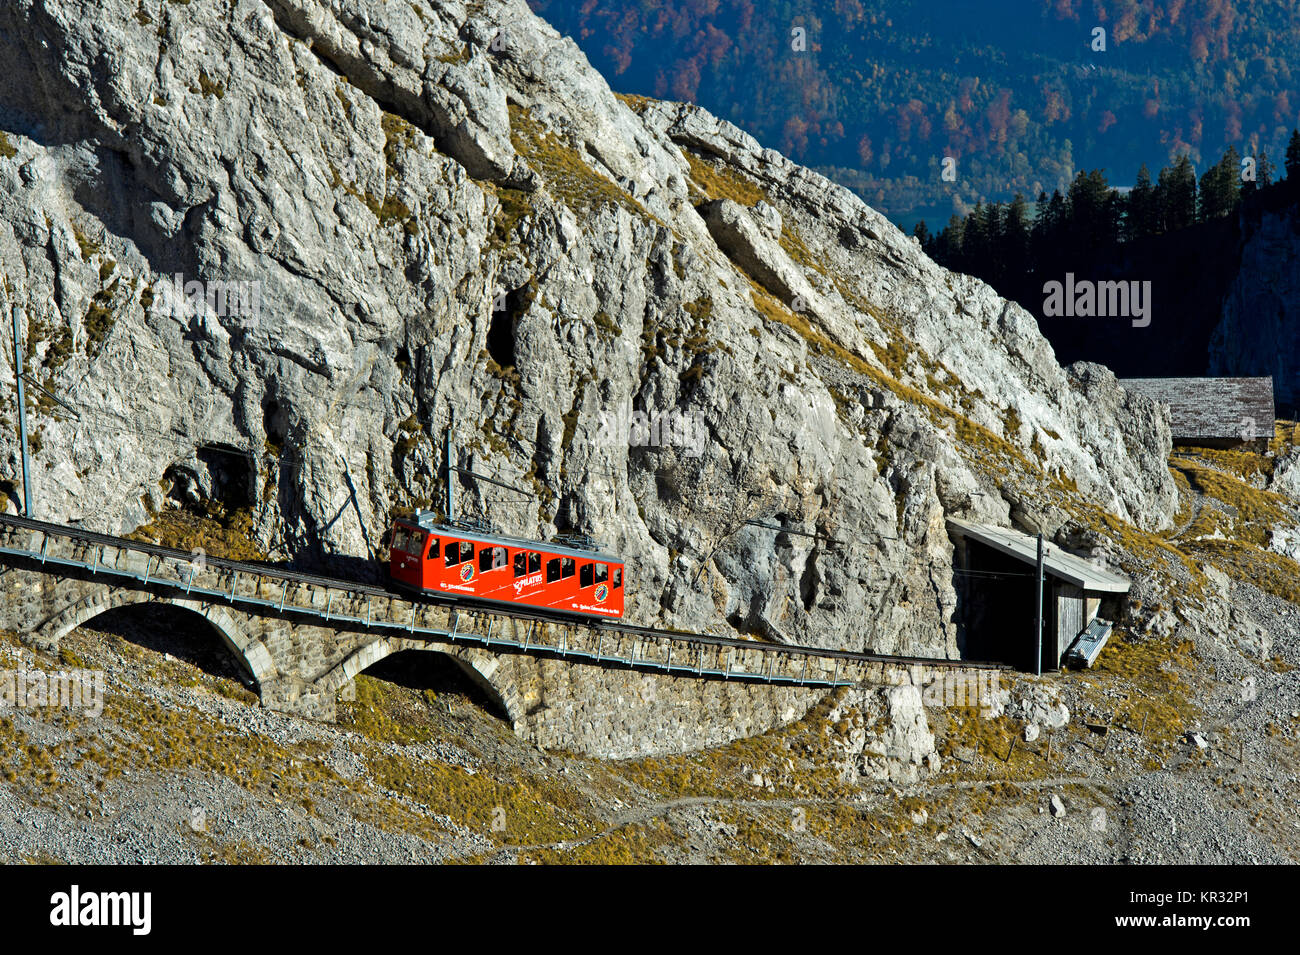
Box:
[0,516,1002,757]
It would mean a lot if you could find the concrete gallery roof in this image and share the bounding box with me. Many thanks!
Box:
[1119,377,1275,442]
[947,518,1132,593]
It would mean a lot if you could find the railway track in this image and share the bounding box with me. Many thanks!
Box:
[0,514,1009,684]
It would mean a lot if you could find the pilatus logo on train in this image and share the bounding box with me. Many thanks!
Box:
[594,584,608,603]
[460,564,474,582]
[513,572,543,594]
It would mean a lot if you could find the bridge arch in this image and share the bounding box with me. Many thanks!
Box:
[319,639,525,727]
[35,589,277,687]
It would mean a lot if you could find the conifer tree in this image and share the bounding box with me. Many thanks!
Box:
[1001,193,1030,272]
[1258,149,1274,188]
[1127,164,1156,240]
[1198,146,1238,220]
[1285,129,1300,183]
[1159,155,1198,231]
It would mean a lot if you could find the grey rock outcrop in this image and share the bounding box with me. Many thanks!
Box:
[1271,448,1300,503]
[1210,207,1300,408]
[0,0,1176,664]
[1007,683,1070,731]
[825,681,939,785]
[698,198,821,314]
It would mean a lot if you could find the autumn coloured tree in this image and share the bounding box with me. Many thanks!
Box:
[532,0,1300,221]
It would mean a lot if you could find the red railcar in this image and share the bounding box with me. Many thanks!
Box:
[387,515,625,619]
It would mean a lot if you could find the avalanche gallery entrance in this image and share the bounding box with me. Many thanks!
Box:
[947,518,1131,672]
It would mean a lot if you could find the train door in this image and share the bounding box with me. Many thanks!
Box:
[608,563,624,615]
[418,533,439,590]
[543,555,577,610]
[476,545,510,600]
[512,549,544,605]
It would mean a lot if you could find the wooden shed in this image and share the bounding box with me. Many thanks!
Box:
[947,518,1131,671]
[1119,376,1274,448]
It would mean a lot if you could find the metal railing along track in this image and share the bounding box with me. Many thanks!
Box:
[0,515,1009,686]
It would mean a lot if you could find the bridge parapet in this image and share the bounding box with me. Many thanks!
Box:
[0,515,1004,757]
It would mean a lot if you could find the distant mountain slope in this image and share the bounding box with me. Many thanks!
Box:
[530,0,1300,222]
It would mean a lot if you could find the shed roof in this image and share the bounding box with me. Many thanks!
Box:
[947,518,1131,593]
[1118,376,1274,442]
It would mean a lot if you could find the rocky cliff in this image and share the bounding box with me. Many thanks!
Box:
[1210,204,1300,411]
[0,0,1177,659]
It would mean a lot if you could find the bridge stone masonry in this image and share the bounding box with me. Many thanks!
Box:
[0,516,1004,757]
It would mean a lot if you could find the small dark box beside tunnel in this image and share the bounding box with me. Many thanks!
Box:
[947,518,1130,672]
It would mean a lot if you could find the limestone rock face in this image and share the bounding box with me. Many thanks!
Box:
[1270,527,1300,563]
[825,682,939,785]
[698,198,820,313]
[1271,449,1300,503]
[0,0,1176,659]
[1210,208,1300,408]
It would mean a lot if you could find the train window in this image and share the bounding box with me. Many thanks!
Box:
[579,562,594,588]
[546,558,561,583]
[445,541,460,566]
[514,552,527,577]
[460,541,474,563]
[528,552,541,573]
[391,528,410,554]
[427,537,439,559]
[480,546,507,572]
[611,567,622,589]
[561,557,575,579]
[595,563,608,584]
